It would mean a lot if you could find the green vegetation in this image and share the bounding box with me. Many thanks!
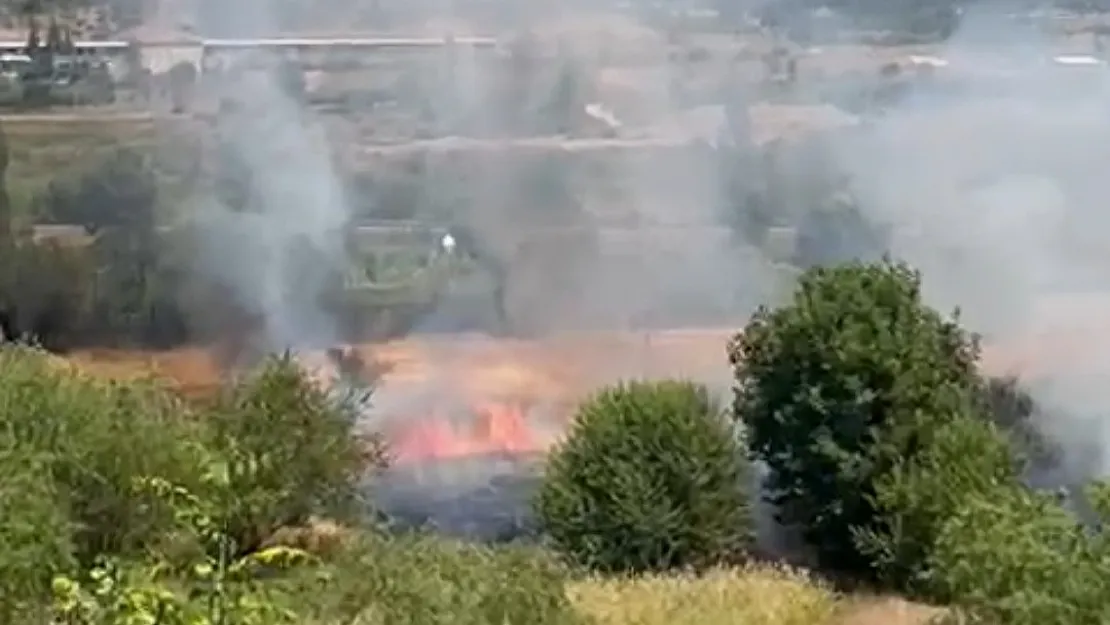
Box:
[3,101,1110,624]
[0,346,583,625]
[723,260,1110,623]
[9,251,1110,624]
[728,260,1016,581]
[535,380,751,573]
[0,117,482,348]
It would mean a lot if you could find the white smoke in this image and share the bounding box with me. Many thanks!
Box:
[820,6,1110,483]
[188,32,351,353]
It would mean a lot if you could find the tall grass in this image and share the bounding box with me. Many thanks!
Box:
[568,565,840,625]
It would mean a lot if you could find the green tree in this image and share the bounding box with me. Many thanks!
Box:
[854,414,1020,594]
[794,186,890,269]
[34,147,175,347]
[38,146,157,235]
[200,354,385,557]
[979,376,1060,473]
[535,380,751,574]
[729,259,988,578]
[928,483,1110,625]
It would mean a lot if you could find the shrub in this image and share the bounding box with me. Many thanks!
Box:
[4,144,198,351]
[794,194,890,269]
[53,476,316,625]
[0,446,74,622]
[295,532,585,625]
[0,238,92,350]
[928,484,1110,625]
[854,414,1020,594]
[729,259,988,578]
[0,345,204,565]
[37,146,157,235]
[0,345,409,620]
[199,353,386,556]
[535,380,751,574]
[979,375,1061,473]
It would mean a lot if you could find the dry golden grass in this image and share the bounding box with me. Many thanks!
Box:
[65,346,226,400]
[568,564,840,625]
[829,596,945,625]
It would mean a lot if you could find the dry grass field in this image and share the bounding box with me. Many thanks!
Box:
[569,566,840,625]
[567,564,949,625]
[1,114,202,214]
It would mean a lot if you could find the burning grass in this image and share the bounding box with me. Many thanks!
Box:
[387,398,560,463]
[61,324,1083,466]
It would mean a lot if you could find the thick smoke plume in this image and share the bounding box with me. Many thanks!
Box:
[821,7,1110,488]
[160,0,1110,541]
[189,5,351,356]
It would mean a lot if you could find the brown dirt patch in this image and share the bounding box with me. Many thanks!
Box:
[832,597,945,625]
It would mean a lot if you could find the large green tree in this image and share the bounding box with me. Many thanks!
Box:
[729,259,1013,579]
[536,380,752,573]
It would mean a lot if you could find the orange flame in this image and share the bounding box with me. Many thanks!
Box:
[389,400,552,464]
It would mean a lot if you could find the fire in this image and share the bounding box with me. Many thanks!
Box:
[388,399,555,464]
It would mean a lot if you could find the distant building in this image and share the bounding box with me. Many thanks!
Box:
[117,25,204,75]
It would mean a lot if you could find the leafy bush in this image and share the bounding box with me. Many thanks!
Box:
[300,532,585,625]
[53,475,316,625]
[199,353,387,556]
[0,345,389,616]
[36,146,157,235]
[729,260,989,578]
[0,238,92,350]
[0,145,199,350]
[0,345,204,566]
[979,375,1061,473]
[854,414,1020,594]
[928,484,1110,625]
[51,455,584,625]
[535,380,752,574]
[0,446,74,623]
[794,195,890,269]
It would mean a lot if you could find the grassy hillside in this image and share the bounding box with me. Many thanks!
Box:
[3,115,200,215]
